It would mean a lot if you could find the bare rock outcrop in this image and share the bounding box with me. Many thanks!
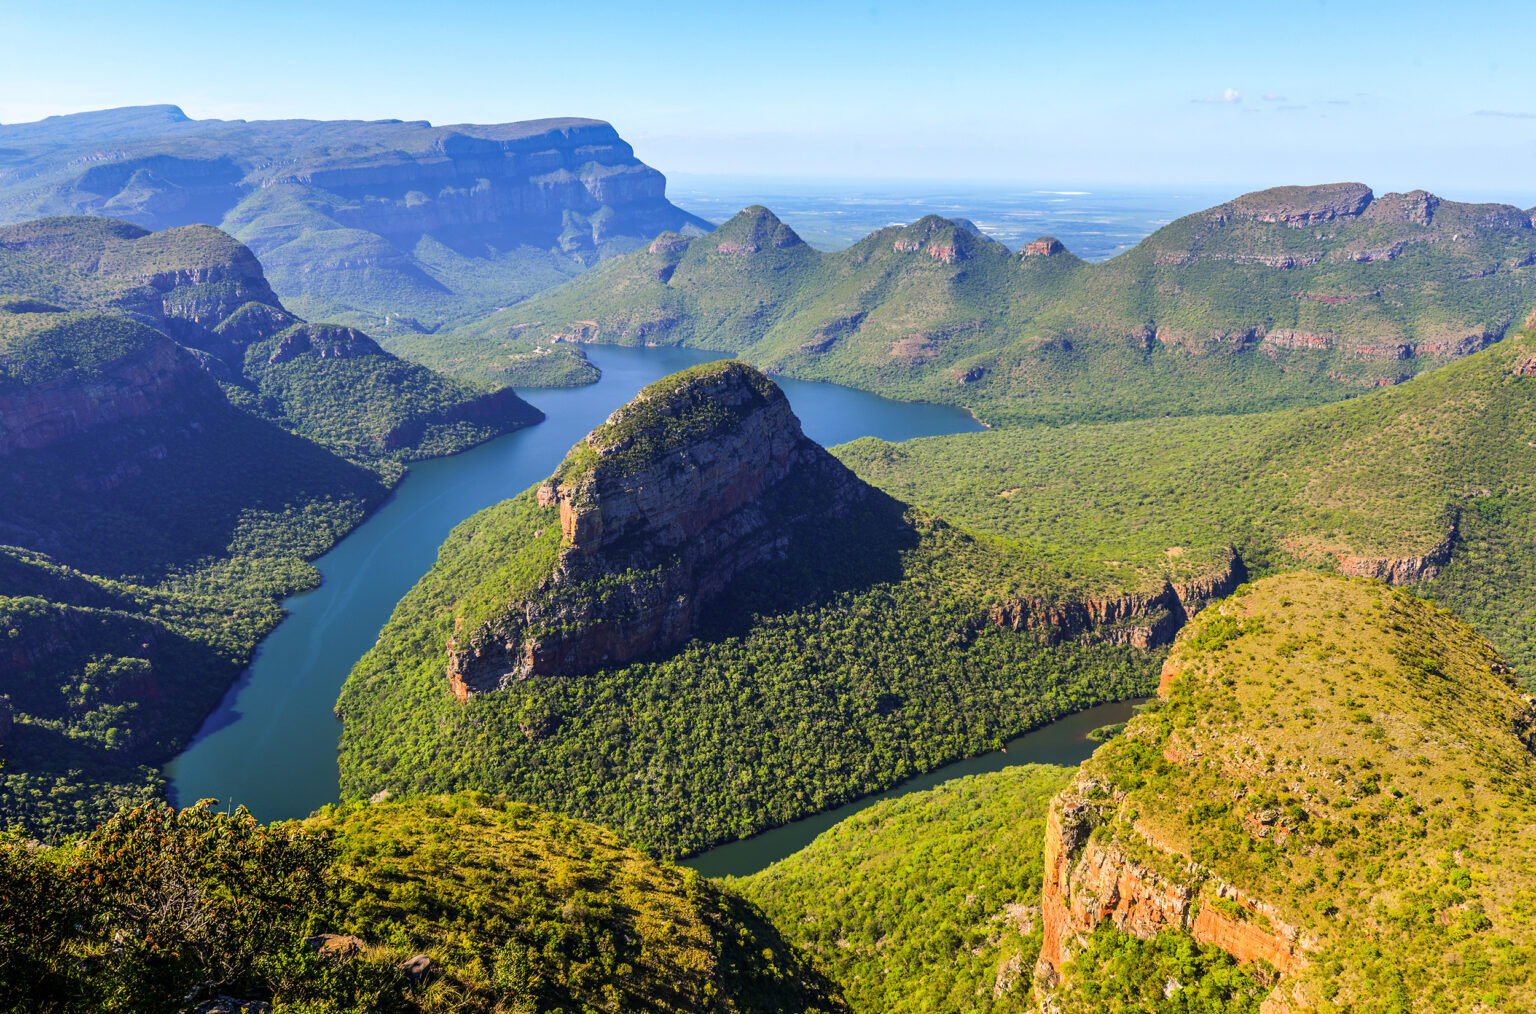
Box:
[988,550,1244,648]
[1035,772,1319,1010]
[445,361,868,698]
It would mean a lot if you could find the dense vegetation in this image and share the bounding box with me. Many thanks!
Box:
[0,793,843,1013]
[462,188,1536,422]
[1059,573,1536,1012]
[236,323,543,462]
[731,766,1071,1013]
[0,384,388,836]
[1057,927,1270,1014]
[0,105,709,338]
[387,328,600,389]
[338,472,1157,858]
[835,328,1536,682]
[0,217,540,837]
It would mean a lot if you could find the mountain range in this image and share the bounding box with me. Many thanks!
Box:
[0,106,709,335]
[460,185,1536,424]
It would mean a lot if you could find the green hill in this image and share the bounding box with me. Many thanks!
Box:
[336,362,1156,858]
[1036,572,1536,1012]
[834,327,1536,683]
[0,792,845,1013]
[456,185,1536,418]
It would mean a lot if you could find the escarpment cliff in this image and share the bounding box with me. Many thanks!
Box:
[0,215,544,462]
[988,549,1245,648]
[446,361,868,698]
[0,319,221,456]
[0,107,711,331]
[1033,572,1536,1013]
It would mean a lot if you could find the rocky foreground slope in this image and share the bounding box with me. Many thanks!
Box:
[1034,572,1536,1013]
[472,184,1536,421]
[0,105,710,332]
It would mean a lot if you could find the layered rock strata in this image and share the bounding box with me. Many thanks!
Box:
[446,361,867,698]
[987,550,1245,648]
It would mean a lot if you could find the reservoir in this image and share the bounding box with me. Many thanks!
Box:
[165,344,985,821]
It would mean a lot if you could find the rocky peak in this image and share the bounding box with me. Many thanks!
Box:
[265,324,383,365]
[446,361,868,698]
[713,206,805,255]
[1215,182,1374,226]
[1021,236,1064,257]
[1361,189,1440,226]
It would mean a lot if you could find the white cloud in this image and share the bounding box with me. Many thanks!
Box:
[1193,87,1242,104]
[1475,109,1536,119]
[1262,93,1286,101]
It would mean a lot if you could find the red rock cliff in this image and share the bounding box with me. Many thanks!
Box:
[446,361,867,699]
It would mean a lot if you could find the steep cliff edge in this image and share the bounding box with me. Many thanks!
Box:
[0,107,712,333]
[445,360,867,697]
[1034,572,1536,1013]
[0,215,544,463]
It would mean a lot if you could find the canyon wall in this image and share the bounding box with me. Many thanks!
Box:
[447,361,868,698]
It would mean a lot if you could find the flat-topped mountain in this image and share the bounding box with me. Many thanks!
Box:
[463,185,1536,423]
[1035,572,1536,1012]
[447,360,867,697]
[0,106,711,333]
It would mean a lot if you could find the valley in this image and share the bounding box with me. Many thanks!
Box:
[5,99,1536,1013]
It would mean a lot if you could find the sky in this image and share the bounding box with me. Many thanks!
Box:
[4,0,1536,199]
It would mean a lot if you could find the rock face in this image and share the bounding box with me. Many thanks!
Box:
[0,107,711,329]
[0,328,221,456]
[1335,530,1454,584]
[446,361,868,698]
[1217,182,1375,225]
[1034,775,1319,1008]
[1034,573,1536,1012]
[987,550,1245,648]
[0,109,706,260]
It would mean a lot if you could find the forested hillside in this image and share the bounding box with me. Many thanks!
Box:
[456,186,1536,419]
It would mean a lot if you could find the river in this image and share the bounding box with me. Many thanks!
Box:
[685,699,1142,878]
[164,344,985,823]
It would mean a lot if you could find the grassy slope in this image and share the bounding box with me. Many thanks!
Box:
[1071,572,1536,1012]
[458,191,1536,416]
[833,329,1536,680]
[306,794,846,1014]
[1,792,845,1014]
[731,766,1072,1014]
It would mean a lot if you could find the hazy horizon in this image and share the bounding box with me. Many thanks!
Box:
[5,0,1536,195]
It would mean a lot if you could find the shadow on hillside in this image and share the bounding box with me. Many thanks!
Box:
[0,400,384,584]
[695,486,919,643]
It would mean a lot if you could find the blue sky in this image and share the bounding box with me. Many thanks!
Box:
[4,0,1535,198]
